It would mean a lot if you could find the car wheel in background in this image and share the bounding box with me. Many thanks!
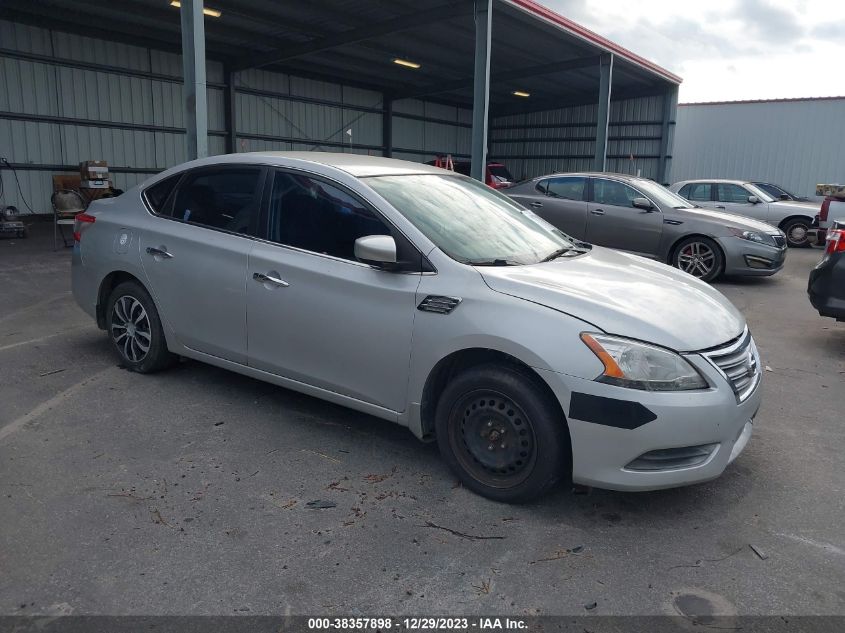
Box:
[435,363,570,503]
[106,281,177,373]
[781,217,812,248]
[672,236,724,282]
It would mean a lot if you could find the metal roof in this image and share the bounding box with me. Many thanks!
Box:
[0,0,680,116]
[681,96,845,106]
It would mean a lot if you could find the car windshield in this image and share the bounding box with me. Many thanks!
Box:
[633,178,696,209]
[744,183,776,203]
[365,174,579,265]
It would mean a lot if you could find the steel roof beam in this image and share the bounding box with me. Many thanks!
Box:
[233,2,474,72]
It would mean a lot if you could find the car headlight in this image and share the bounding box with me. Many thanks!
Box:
[580,333,708,391]
[728,227,776,246]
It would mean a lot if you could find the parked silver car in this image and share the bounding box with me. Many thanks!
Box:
[506,172,787,282]
[72,153,761,502]
[670,179,818,247]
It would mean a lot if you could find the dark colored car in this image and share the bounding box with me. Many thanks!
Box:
[753,182,810,202]
[808,222,845,321]
[426,159,514,189]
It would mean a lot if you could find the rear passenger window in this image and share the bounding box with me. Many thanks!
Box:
[546,177,585,200]
[268,172,390,261]
[144,174,181,215]
[684,183,712,202]
[171,168,263,235]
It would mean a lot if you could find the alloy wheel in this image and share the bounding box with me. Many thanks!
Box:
[111,295,151,362]
[787,222,809,246]
[677,241,716,278]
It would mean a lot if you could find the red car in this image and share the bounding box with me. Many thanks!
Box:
[427,158,515,189]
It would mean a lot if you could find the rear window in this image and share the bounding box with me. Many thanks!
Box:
[144,174,181,214]
[488,164,513,181]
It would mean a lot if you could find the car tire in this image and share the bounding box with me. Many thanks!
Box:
[781,217,812,248]
[106,280,177,373]
[434,363,571,503]
[672,236,724,282]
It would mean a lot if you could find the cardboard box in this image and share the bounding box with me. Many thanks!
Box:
[80,179,113,189]
[816,183,845,198]
[79,160,109,180]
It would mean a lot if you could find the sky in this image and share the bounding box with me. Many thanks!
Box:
[538,0,845,103]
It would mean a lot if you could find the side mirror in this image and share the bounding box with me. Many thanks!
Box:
[354,235,397,267]
[632,197,655,211]
[779,194,790,200]
[747,195,760,204]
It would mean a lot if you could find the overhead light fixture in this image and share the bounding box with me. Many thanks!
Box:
[392,58,421,69]
[513,90,530,98]
[170,1,222,18]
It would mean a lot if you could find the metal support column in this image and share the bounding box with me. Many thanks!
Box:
[383,95,393,158]
[180,0,208,160]
[223,65,237,154]
[470,0,492,182]
[658,84,679,185]
[593,53,613,172]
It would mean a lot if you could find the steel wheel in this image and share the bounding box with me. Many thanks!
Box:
[677,241,716,278]
[110,295,151,363]
[448,389,538,490]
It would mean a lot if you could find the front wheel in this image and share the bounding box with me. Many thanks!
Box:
[106,281,177,373]
[672,236,724,282]
[435,364,570,503]
[781,217,811,248]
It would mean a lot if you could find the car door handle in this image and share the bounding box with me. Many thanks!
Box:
[145,246,173,259]
[253,272,289,287]
[590,209,606,216]
[529,201,543,208]
[716,205,726,209]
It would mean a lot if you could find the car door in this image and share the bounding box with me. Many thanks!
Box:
[715,183,769,222]
[246,170,422,412]
[585,178,662,256]
[139,165,266,365]
[521,176,589,238]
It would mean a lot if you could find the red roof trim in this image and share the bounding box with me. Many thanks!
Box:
[504,0,682,84]
[681,96,845,106]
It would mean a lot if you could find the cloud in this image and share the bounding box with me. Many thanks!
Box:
[812,19,845,41]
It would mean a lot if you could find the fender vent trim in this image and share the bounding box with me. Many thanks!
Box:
[418,295,462,314]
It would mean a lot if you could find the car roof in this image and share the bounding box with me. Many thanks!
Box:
[674,178,751,185]
[167,151,449,178]
[525,172,651,183]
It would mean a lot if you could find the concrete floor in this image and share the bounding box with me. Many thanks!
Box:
[1,222,843,617]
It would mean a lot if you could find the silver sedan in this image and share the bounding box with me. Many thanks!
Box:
[72,153,760,502]
[506,172,787,282]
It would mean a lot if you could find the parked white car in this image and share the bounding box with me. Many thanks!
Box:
[670,179,819,247]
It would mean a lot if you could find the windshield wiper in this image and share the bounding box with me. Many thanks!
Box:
[540,246,590,262]
[470,258,521,266]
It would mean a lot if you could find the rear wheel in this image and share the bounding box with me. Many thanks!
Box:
[435,363,570,503]
[106,281,177,373]
[672,236,724,282]
[781,217,811,248]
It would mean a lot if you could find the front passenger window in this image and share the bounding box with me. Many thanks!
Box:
[268,172,390,261]
[171,168,263,235]
[593,179,639,208]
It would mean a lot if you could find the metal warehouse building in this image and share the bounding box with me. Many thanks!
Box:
[672,97,845,198]
[0,0,681,215]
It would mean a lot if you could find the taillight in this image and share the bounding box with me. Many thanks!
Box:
[825,228,845,255]
[73,212,96,242]
[820,198,830,222]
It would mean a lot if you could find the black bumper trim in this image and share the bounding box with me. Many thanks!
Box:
[569,392,658,430]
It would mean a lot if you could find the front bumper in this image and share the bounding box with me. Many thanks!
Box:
[538,349,761,491]
[719,236,787,277]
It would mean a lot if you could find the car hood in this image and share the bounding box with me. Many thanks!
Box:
[672,207,777,233]
[476,247,745,352]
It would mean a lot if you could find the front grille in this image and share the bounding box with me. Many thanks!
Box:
[773,234,786,248]
[702,329,760,402]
